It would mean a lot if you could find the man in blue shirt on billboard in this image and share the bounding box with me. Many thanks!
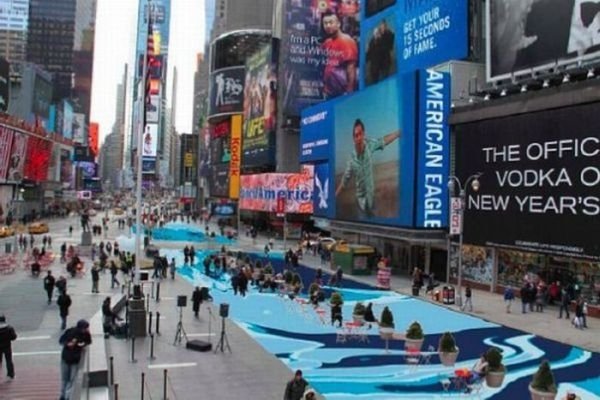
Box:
[335,119,400,218]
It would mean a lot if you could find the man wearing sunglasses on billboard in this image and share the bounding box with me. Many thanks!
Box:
[336,119,400,218]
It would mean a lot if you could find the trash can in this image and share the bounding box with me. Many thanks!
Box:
[5,242,11,254]
[443,286,455,304]
[412,285,420,296]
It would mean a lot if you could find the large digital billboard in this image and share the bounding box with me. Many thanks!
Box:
[486,0,600,82]
[300,101,333,163]
[6,131,27,182]
[396,0,468,74]
[62,100,74,139]
[0,125,15,182]
[32,75,52,119]
[209,119,230,164]
[240,165,314,213]
[281,0,360,116]
[208,163,230,198]
[365,0,395,18]
[142,124,158,157]
[455,102,600,260]
[25,136,53,182]
[334,75,415,225]
[208,66,245,117]
[243,44,276,167]
[73,113,86,144]
[60,149,73,188]
[363,11,397,87]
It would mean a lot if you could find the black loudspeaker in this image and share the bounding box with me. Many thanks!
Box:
[186,339,212,352]
[219,303,229,318]
[133,284,142,299]
[140,272,149,281]
[177,295,187,307]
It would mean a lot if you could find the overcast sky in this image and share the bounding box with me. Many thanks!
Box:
[90,0,205,144]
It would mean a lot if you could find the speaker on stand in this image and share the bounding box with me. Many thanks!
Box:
[214,303,232,353]
[173,295,188,345]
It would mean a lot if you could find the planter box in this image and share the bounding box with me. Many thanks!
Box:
[439,347,459,366]
[529,384,557,400]
[486,370,506,388]
[379,327,394,340]
[405,338,424,352]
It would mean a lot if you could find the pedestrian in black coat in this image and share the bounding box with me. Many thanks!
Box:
[57,291,72,330]
[0,315,17,379]
[192,287,202,317]
[44,270,56,304]
[284,370,309,400]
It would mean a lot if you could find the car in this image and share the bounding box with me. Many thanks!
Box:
[0,226,15,238]
[28,222,49,234]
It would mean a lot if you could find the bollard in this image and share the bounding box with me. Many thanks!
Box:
[110,356,114,385]
[149,333,155,360]
[148,312,153,335]
[163,369,168,400]
[156,311,160,335]
[141,372,145,400]
[151,281,155,298]
[156,281,161,302]
[114,383,119,400]
[130,336,137,363]
[146,293,150,311]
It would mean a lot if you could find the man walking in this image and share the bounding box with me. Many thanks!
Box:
[44,270,56,304]
[0,315,17,380]
[57,290,72,330]
[461,284,473,312]
[284,369,309,400]
[91,264,100,294]
[59,320,91,400]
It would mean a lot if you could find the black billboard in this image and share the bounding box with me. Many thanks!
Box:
[208,66,245,117]
[0,58,9,112]
[208,163,230,198]
[455,102,600,260]
[73,145,94,162]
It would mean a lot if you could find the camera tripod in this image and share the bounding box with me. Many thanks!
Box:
[173,306,188,345]
[214,316,231,353]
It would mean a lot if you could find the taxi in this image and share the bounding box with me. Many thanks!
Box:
[28,222,50,234]
[0,226,15,238]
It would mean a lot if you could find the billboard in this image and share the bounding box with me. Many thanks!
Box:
[396,0,468,74]
[0,125,15,182]
[208,163,230,198]
[211,202,237,216]
[24,136,53,182]
[89,122,99,157]
[60,149,73,188]
[455,102,600,260]
[142,158,156,174]
[73,113,86,144]
[415,69,451,228]
[208,66,245,117]
[281,0,360,116]
[142,124,158,157]
[209,119,231,164]
[6,131,28,182]
[486,0,600,82]
[147,95,160,123]
[363,11,397,87]
[0,58,8,112]
[240,165,314,213]
[78,161,96,179]
[366,0,395,18]
[229,115,242,199]
[334,75,415,225]
[62,100,74,139]
[32,75,52,119]
[243,45,276,167]
[313,162,333,217]
[300,101,333,163]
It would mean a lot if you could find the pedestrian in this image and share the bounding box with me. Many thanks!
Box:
[68,225,73,236]
[56,275,67,295]
[189,246,196,265]
[264,243,270,258]
[192,286,202,318]
[44,270,56,304]
[461,284,473,312]
[59,320,91,400]
[57,291,72,330]
[0,315,17,380]
[91,264,100,293]
[582,298,589,328]
[559,288,571,320]
[169,258,176,279]
[47,235,52,248]
[503,286,514,313]
[102,297,121,338]
[284,369,309,400]
[60,242,67,262]
[520,284,529,314]
[110,261,120,289]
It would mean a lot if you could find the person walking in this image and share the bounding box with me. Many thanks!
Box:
[503,286,515,313]
[56,275,67,295]
[0,315,17,380]
[57,291,72,330]
[59,320,91,400]
[44,270,56,304]
[461,284,473,312]
[558,288,571,320]
[110,261,120,289]
[284,370,309,400]
[192,286,202,318]
[91,264,100,294]
[169,258,176,279]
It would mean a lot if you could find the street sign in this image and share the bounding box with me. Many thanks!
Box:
[450,197,462,236]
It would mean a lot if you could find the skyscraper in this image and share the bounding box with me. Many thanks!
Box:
[0,0,29,78]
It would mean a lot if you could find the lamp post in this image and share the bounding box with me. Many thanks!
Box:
[447,173,482,308]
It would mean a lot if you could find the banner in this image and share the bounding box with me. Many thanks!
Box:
[6,131,27,182]
[397,0,468,74]
[487,0,600,82]
[142,124,158,157]
[229,115,242,199]
[62,100,74,139]
[449,197,462,236]
[60,149,73,188]
[313,162,333,218]
[281,0,360,116]
[455,101,600,260]
[208,66,245,117]
[415,69,450,228]
[363,11,397,87]
[89,122,99,157]
[242,44,276,167]
[0,58,9,112]
[0,125,15,182]
[24,136,53,182]
[147,95,160,123]
[73,113,86,144]
[300,101,333,163]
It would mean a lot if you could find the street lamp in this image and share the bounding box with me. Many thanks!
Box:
[447,173,482,307]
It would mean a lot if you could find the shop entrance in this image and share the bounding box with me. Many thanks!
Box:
[430,249,448,282]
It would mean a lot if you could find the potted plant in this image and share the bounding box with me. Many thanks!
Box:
[438,332,459,366]
[405,321,424,351]
[529,360,557,400]
[379,306,395,340]
[352,302,366,324]
[485,347,506,388]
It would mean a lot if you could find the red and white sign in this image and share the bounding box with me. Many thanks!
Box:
[0,125,15,182]
[450,197,462,236]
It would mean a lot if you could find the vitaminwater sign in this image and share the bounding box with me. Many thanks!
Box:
[455,102,600,260]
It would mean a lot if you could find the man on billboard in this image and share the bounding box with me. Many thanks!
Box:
[321,9,358,98]
[335,119,399,218]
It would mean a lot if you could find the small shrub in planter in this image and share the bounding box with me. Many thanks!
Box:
[353,302,366,323]
[379,306,395,342]
[438,332,459,366]
[529,360,557,400]
[485,347,506,388]
[405,321,424,351]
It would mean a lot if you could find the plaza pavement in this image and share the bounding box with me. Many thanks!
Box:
[0,212,597,400]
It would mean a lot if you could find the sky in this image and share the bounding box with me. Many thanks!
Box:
[90,0,205,145]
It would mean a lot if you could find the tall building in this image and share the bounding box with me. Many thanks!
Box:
[26,0,77,101]
[0,0,29,79]
[72,0,96,118]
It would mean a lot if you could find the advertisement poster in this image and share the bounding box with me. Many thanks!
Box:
[487,0,600,82]
[32,75,52,119]
[281,0,360,116]
[62,100,74,139]
[397,0,468,73]
[365,0,395,18]
[89,122,99,156]
[142,124,158,157]
[415,69,450,228]
[208,66,245,117]
[334,75,415,225]
[313,162,333,217]
[363,11,397,86]
[209,163,230,198]
[229,115,242,199]
[60,149,73,188]
[243,44,277,167]
[0,125,15,182]
[73,113,86,144]
[78,161,96,179]
[142,158,156,174]
[147,95,159,123]
[240,165,314,213]
[6,131,28,182]
[209,119,231,164]
[455,102,600,260]
[24,136,53,182]
[300,101,333,163]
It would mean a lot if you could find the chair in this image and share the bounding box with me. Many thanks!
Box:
[421,345,436,365]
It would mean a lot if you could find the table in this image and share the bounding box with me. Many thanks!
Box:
[453,368,473,391]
